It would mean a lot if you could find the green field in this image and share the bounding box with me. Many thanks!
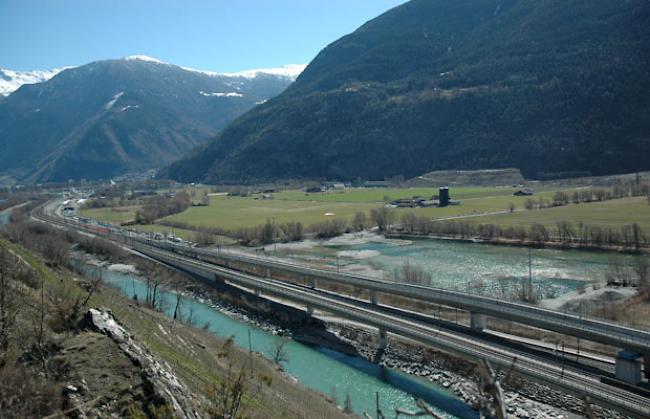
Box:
[79,186,649,236]
[80,205,140,224]
[475,196,650,231]
[80,187,594,233]
[163,189,572,231]
[164,195,378,229]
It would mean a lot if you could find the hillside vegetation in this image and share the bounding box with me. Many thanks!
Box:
[0,217,346,418]
[164,0,650,183]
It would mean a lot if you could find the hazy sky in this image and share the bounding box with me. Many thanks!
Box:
[0,0,406,72]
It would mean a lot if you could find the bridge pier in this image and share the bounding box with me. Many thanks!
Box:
[470,312,487,332]
[370,290,379,305]
[615,350,643,385]
[373,329,388,363]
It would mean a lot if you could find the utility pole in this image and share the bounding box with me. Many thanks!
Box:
[527,249,533,301]
[560,341,566,378]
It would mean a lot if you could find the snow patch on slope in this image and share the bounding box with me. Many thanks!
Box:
[199,91,243,98]
[121,104,140,112]
[0,67,71,96]
[105,92,124,110]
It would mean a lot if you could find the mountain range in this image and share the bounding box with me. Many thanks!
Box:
[0,57,304,183]
[163,0,650,183]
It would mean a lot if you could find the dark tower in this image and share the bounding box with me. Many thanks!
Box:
[439,186,450,207]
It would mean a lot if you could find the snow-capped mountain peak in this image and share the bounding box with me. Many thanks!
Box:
[0,67,70,96]
[0,58,305,97]
[218,64,307,79]
[123,55,166,64]
[183,63,307,81]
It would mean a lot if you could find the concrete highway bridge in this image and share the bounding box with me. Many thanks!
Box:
[135,235,650,384]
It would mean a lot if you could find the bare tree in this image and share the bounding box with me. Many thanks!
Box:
[397,260,430,285]
[633,257,650,298]
[605,258,634,287]
[173,291,183,321]
[194,230,216,246]
[529,223,550,245]
[352,211,368,232]
[145,267,169,310]
[185,305,195,326]
[205,336,270,419]
[524,198,536,210]
[370,207,396,231]
[270,336,289,366]
[552,191,569,206]
[401,213,418,233]
[556,221,574,244]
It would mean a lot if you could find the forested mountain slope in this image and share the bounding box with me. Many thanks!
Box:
[164,0,650,183]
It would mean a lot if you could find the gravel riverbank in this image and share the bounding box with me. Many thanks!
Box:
[330,324,628,419]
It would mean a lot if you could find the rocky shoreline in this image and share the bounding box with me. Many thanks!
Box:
[330,325,628,419]
[177,278,629,419]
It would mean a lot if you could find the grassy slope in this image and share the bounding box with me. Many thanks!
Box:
[0,238,345,418]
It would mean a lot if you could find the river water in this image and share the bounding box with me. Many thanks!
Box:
[275,236,642,300]
[77,263,477,419]
[0,207,12,226]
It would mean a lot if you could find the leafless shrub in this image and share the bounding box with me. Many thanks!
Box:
[397,260,431,286]
[194,230,216,246]
[370,207,396,231]
[604,258,635,287]
[310,219,348,239]
[269,336,289,366]
[633,257,650,299]
[352,211,368,232]
[135,192,191,224]
[205,336,271,419]
[0,365,60,418]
